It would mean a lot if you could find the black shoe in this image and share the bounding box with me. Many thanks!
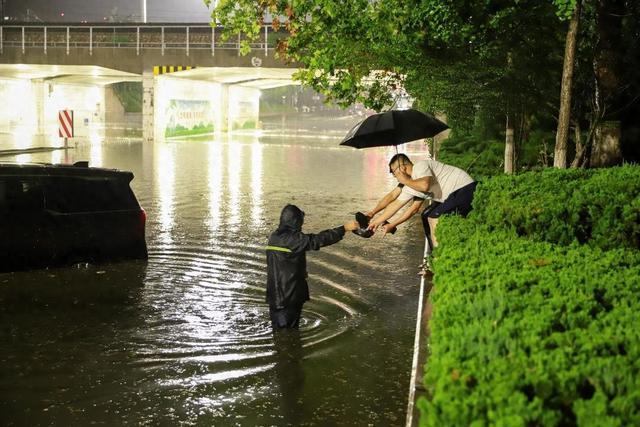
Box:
[355,212,370,228]
[353,227,374,238]
[352,212,373,238]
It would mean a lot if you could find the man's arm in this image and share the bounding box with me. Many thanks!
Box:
[381,198,424,235]
[295,220,359,251]
[395,171,431,194]
[365,186,402,217]
[367,197,411,229]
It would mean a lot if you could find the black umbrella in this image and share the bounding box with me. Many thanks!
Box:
[340,109,449,149]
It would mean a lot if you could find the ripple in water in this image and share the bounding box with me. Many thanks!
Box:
[135,241,365,388]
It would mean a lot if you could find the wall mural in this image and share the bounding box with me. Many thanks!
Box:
[165,99,215,138]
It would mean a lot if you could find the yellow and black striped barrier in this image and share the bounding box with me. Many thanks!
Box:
[153,66,195,76]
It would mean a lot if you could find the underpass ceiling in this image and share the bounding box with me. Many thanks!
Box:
[167,67,299,89]
[0,64,141,85]
[0,64,299,88]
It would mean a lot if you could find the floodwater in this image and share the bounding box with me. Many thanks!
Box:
[0,119,427,426]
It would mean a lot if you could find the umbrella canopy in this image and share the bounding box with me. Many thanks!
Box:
[340,109,449,149]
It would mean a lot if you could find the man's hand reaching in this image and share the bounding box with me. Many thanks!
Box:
[378,222,397,237]
[367,218,381,231]
[343,220,359,232]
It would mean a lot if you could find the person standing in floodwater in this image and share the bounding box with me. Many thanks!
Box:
[266,204,359,329]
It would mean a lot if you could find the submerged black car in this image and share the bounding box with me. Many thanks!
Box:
[0,162,148,272]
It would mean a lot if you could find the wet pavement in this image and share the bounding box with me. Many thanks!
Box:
[0,127,427,426]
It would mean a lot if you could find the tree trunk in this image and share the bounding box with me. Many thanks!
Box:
[591,121,622,167]
[432,113,450,160]
[590,0,624,167]
[570,122,584,168]
[504,114,515,174]
[554,1,581,168]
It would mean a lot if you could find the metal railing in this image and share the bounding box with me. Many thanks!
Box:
[0,24,283,56]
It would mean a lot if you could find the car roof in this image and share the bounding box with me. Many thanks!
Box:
[0,162,134,181]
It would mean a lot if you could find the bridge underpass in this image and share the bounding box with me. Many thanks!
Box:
[0,62,299,148]
[0,24,303,148]
[147,67,298,141]
[0,64,141,148]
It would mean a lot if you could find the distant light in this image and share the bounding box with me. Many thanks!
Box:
[3,17,9,21]
[60,12,65,17]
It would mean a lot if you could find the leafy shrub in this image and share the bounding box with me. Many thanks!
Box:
[418,166,640,426]
[471,166,640,250]
[418,216,640,426]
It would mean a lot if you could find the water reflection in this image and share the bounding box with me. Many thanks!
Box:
[250,140,264,225]
[0,131,424,426]
[89,132,103,167]
[227,138,242,227]
[154,142,176,244]
[50,148,63,164]
[207,139,223,235]
[272,330,305,424]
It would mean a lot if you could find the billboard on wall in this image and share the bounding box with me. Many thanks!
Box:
[165,99,215,138]
[231,100,258,130]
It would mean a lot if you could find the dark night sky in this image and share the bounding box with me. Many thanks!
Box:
[5,0,213,23]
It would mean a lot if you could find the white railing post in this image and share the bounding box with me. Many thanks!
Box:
[21,26,25,54]
[89,27,93,55]
[264,25,268,56]
[0,26,3,55]
[186,26,189,56]
[211,26,215,56]
[237,33,241,56]
[136,27,140,55]
[66,27,70,55]
[161,26,165,56]
[44,27,47,54]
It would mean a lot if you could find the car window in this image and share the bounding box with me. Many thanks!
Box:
[0,179,45,215]
[44,177,138,213]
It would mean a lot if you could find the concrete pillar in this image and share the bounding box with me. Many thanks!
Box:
[220,83,229,132]
[33,79,46,135]
[142,70,155,143]
[104,85,126,138]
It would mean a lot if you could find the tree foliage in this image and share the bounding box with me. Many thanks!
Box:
[206,0,640,167]
[207,1,562,125]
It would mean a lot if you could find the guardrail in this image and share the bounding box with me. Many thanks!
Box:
[0,24,284,56]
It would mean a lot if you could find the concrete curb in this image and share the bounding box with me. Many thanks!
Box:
[0,146,68,157]
[405,239,432,427]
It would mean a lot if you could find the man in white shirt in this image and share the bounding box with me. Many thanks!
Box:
[365,154,477,248]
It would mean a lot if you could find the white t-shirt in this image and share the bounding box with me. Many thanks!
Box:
[397,159,474,203]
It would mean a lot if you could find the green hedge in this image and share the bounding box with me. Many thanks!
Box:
[418,218,640,426]
[418,165,640,426]
[472,166,640,250]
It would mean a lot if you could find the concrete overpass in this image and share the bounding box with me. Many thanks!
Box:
[0,24,294,72]
[0,24,300,142]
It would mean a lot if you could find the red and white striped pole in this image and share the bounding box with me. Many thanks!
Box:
[58,109,74,148]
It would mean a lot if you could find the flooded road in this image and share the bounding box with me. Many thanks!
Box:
[0,127,426,425]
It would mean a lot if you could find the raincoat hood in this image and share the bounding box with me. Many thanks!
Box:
[278,204,304,231]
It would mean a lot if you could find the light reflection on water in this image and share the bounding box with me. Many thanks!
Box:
[155,142,176,245]
[0,132,426,425]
